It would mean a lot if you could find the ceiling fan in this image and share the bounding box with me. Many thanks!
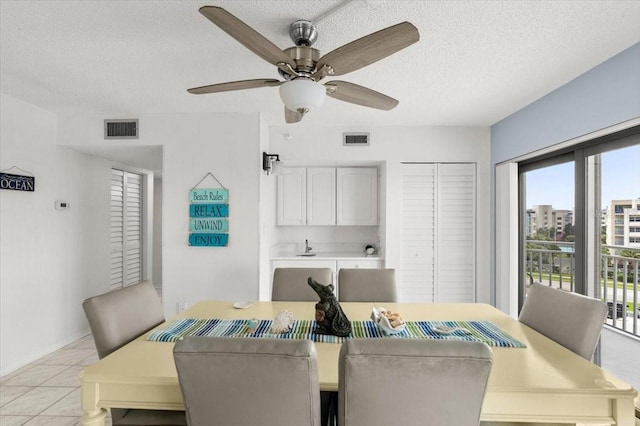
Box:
[188,6,419,123]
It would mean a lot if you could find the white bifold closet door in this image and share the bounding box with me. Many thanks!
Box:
[401,163,476,302]
[110,169,143,290]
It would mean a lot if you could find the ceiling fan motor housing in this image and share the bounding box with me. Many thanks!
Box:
[289,20,318,46]
[279,46,321,79]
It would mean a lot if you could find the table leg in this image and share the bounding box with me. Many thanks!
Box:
[613,397,636,426]
[80,409,107,426]
[81,379,107,426]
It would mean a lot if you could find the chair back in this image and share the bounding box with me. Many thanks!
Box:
[272,267,333,301]
[174,337,321,426]
[82,281,165,359]
[338,268,397,302]
[519,283,608,360]
[338,339,492,426]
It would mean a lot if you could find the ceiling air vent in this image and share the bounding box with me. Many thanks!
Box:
[343,132,369,146]
[104,119,139,139]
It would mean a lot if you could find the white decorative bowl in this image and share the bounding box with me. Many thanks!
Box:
[371,307,406,335]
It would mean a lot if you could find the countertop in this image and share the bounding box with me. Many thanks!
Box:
[271,252,382,261]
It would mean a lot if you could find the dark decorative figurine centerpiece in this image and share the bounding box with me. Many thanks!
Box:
[308,277,352,337]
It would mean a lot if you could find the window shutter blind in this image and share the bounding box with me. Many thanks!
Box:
[110,169,142,290]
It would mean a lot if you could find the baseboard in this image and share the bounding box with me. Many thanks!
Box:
[0,329,91,377]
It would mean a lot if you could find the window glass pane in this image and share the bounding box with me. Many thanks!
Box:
[523,161,575,292]
[599,145,640,334]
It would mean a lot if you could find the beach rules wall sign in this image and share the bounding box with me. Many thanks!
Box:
[188,173,228,247]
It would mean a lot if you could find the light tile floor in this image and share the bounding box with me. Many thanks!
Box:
[0,335,112,426]
[2,334,639,426]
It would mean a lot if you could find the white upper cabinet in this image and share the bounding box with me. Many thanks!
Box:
[336,167,378,226]
[277,168,306,225]
[306,168,336,226]
[277,167,378,226]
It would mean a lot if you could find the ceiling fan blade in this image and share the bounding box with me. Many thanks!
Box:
[188,79,281,95]
[325,81,399,110]
[316,22,419,77]
[284,107,304,123]
[199,6,296,68]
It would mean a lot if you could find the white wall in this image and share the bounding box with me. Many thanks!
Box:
[267,125,492,302]
[58,112,264,317]
[1,100,489,372]
[259,117,275,301]
[0,94,111,375]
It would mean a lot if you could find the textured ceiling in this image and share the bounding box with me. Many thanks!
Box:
[1,0,640,129]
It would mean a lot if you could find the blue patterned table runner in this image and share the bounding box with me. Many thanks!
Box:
[148,319,526,348]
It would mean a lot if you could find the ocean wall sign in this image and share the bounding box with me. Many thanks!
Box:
[188,173,228,247]
[0,167,35,192]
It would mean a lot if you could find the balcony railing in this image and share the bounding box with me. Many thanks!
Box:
[525,240,640,338]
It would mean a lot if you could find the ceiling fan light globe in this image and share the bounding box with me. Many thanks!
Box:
[279,79,326,113]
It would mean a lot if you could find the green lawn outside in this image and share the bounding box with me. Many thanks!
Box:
[528,271,637,291]
[526,271,639,314]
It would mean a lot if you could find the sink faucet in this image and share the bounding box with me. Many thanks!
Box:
[305,239,312,253]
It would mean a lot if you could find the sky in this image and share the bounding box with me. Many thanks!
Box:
[525,144,640,210]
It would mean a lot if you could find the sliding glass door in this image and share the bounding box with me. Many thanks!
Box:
[591,145,640,335]
[518,127,640,342]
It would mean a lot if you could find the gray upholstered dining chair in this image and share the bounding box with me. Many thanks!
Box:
[271,267,337,425]
[338,339,493,426]
[174,336,321,426]
[271,267,333,301]
[337,268,397,302]
[82,281,187,426]
[519,283,608,360]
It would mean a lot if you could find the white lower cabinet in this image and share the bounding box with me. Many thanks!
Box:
[336,260,382,270]
[271,260,337,290]
[271,259,383,297]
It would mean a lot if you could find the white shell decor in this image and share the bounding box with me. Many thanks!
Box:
[271,310,295,334]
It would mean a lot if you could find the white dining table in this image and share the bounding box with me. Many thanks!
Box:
[79,301,638,425]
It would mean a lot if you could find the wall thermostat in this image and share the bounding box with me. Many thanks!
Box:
[54,201,70,211]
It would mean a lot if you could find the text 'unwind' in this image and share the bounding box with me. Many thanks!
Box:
[189,219,228,233]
